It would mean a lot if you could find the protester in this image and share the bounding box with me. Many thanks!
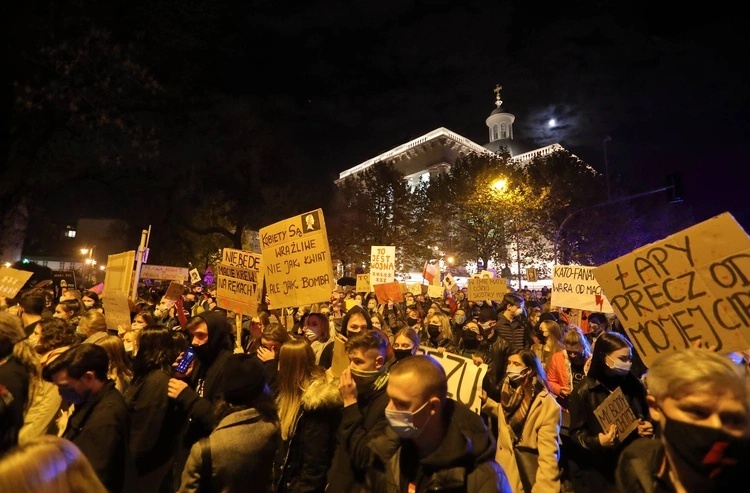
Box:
[18,289,45,336]
[179,354,279,493]
[421,311,456,353]
[531,317,565,370]
[568,332,654,492]
[482,349,562,492]
[367,354,512,492]
[43,343,131,492]
[340,304,372,338]
[93,334,132,393]
[0,435,108,493]
[390,326,421,365]
[274,338,342,492]
[303,311,334,369]
[78,309,109,344]
[54,299,83,332]
[616,348,750,492]
[496,292,531,352]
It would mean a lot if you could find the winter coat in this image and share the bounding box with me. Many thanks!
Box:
[275,376,343,493]
[179,407,280,493]
[0,358,29,455]
[483,388,562,493]
[366,398,512,493]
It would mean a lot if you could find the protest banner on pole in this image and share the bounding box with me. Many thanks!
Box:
[0,267,33,299]
[370,246,396,288]
[427,284,444,299]
[103,251,136,295]
[594,387,639,440]
[189,268,202,285]
[139,264,189,282]
[419,347,488,415]
[467,277,507,302]
[215,248,263,317]
[260,209,334,309]
[526,267,538,283]
[102,290,132,331]
[552,265,613,313]
[356,274,370,293]
[593,212,750,367]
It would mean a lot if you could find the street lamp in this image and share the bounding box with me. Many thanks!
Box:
[489,178,523,290]
[80,247,95,286]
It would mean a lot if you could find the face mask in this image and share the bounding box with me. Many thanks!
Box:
[606,355,632,376]
[454,314,466,325]
[462,330,480,350]
[304,328,318,342]
[385,400,432,439]
[350,367,383,394]
[407,317,419,327]
[506,367,527,384]
[124,343,134,353]
[59,387,90,406]
[663,416,750,478]
[427,324,440,338]
[393,349,413,361]
[83,301,94,309]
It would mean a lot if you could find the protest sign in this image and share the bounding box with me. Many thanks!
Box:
[407,283,422,296]
[345,298,360,311]
[356,274,370,293]
[467,277,507,302]
[419,347,488,414]
[373,281,404,304]
[480,270,494,279]
[102,290,132,331]
[594,387,639,440]
[260,209,334,309]
[215,248,263,316]
[139,264,189,282]
[552,265,613,313]
[0,267,33,299]
[443,273,458,293]
[399,282,408,294]
[104,251,136,295]
[593,212,750,367]
[328,334,349,377]
[370,246,396,286]
[163,280,185,301]
[427,284,444,299]
[52,271,77,292]
[189,268,202,284]
[526,267,538,283]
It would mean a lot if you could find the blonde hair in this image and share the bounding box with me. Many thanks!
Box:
[276,338,324,440]
[427,311,453,342]
[77,310,107,337]
[94,335,133,392]
[0,435,107,493]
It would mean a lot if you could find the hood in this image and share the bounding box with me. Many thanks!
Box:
[301,376,343,412]
[193,310,232,364]
[421,399,496,468]
[340,304,372,338]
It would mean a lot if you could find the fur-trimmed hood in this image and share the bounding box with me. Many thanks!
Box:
[300,376,343,412]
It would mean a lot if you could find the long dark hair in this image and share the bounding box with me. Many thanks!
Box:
[132,325,177,379]
[587,331,632,381]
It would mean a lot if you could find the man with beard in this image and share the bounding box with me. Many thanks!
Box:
[168,311,233,488]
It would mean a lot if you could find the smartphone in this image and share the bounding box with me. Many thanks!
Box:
[175,346,196,374]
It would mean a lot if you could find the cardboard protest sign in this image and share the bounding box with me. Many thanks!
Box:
[260,209,334,309]
[373,281,404,304]
[163,281,185,301]
[356,274,370,293]
[189,268,202,284]
[467,277,507,302]
[328,334,349,377]
[345,298,360,311]
[0,267,33,299]
[102,290,132,331]
[215,248,263,316]
[52,271,77,292]
[399,282,408,294]
[526,267,538,283]
[594,387,640,440]
[443,273,458,293]
[140,264,189,282]
[593,212,750,367]
[370,246,396,286]
[419,347,488,414]
[427,284,444,299]
[104,251,135,295]
[407,283,422,295]
[552,265,613,313]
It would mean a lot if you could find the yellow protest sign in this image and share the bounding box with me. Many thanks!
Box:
[104,251,135,294]
[260,209,334,309]
[594,387,640,440]
[407,283,422,296]
[467,277,507,302]
[356,274,370,293]
[0,267,33,299]
[215,248,263,316]
[427,284,444,299]
[552,265,613,313]
[593,212,750,367]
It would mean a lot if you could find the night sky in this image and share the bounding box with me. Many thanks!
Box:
[9,1,750,232]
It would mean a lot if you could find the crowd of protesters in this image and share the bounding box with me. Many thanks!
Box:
[0,277,748,493]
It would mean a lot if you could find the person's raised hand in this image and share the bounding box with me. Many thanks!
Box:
[256,346,276,362]
[338,367,358,407]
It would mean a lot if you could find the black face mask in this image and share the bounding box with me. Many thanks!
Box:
[427,324,440,338]
[663,416,750,478]
[393,349,413,361]
[462,331,480,350]
[407,317,419,327]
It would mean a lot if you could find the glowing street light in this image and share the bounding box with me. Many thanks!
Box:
[491,178,508,192]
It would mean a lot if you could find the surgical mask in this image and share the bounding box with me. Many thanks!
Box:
[606,355,632,376]
[663,416,750,478]
[385,400,432,439]
[83,301,94,309]
[427,324,440,338]
[59,387,90,406]
[506,367,527,384]
[350,367,383,394]
[124,343,134,353]
[393,349,413,361]
[407,317,419,327]
[454,314,466,325]
[304,328,318,342]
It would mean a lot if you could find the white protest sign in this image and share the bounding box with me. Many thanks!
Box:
[260,209,334,309]
[102,290,132,331]
[552,265,613,313]
[419,347,488,414]
[139,264,189,282]
[189,268,202,284]
[0,267,33,299]
[427,284,444,299]
[215,248,263,316]
[443,273,458,293]
[370,246,396,287]
[593,212,750,367]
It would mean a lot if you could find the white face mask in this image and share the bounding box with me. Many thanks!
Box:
[385,400,432,439]
[606,355,632,375]
[304,328,318,342]
[83,301,95,309]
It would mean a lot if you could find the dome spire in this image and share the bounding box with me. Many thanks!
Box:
[493,83,503,108]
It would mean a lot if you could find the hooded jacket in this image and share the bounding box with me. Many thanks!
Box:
[275,376,343,493]
[366,398,512,493]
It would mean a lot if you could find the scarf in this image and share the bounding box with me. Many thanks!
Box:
[500,377,533,441]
